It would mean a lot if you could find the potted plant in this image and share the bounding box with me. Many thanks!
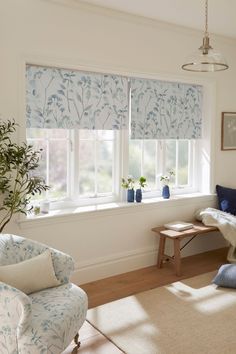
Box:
[0,119,49,232]
[160,170,175,199]
[136,176,147,203]
[121,176,135,202]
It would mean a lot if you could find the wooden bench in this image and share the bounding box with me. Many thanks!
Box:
[151,222,218,276]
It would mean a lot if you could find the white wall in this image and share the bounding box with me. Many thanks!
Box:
[1,0,234,283]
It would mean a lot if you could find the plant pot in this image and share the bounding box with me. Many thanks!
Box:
[127,189,135,202]
[135,188,142,203]
[162,185,170,199]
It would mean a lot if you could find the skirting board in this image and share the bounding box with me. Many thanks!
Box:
[70,246,158,284]
[70,231,227,284]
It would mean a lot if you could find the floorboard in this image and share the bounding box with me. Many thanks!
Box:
[63,247,227,353]
[81,247,228,308]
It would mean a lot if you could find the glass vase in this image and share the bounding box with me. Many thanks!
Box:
[127,189,135,202]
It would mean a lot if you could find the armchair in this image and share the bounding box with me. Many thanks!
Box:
[0,234,88,354]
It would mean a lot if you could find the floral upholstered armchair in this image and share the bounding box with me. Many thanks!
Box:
[0,234,88,354]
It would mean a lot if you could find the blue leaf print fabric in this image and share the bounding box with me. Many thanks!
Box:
[0,234,88,354]
[26,65,129,130]
[131,78,203,139]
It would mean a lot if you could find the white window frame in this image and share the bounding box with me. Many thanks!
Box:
[26,129,120,210]
[27,130,200,210]
[23,60,215,211]
[128,139,199,200]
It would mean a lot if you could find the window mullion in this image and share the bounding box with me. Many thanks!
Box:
[175,140,179,187]
[187,140,191,186]
[120,129,129,201]
[46,131,50,199]
[189,140,196,188]
[141,140,144,176]
[94,132,98,197]
[68,129,76,200]
[158,140,165,190]
[155,140,158,189]
[113,131,120,197]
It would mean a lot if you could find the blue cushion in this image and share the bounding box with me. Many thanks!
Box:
[216,184,236,215]
[213,264,236,288]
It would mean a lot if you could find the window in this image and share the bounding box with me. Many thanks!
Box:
[26,129,118,208]
[27,127,197,207]
[77,130,117,200]
[129,139,196,196]
[27,129,70,201]
[26,64,203,210]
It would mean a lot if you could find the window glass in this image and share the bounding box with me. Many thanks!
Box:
[27,129,69,201]
[129,140,142,179]
[26,138,47,182]
[27,128,117,204]
[49,139,68,199]
[178,140,189,185]
[143,140,156,190]
[79,140,95,197]
[97,140,113,194]
[128,139,192,195]
[165,140,176,176]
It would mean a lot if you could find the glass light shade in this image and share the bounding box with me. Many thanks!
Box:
[182,35,229,72]
[182,48,229,72]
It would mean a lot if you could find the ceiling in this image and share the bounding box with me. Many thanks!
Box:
[79,0,236,39]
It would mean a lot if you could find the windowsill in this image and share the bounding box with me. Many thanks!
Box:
[18,192,217,229]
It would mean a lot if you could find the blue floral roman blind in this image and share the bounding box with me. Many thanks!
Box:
[130,78,203,139]
[26,65,129,130]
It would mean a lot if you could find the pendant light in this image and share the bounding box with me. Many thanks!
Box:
[182,0,229,72]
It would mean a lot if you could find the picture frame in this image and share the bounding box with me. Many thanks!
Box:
[221,112,236,150]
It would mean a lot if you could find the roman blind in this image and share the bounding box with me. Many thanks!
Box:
[130,78,203,139]
[26,65,129,130]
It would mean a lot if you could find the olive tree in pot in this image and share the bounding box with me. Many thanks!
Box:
[0,119,49,232]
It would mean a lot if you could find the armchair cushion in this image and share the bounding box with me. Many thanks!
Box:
[0,234,74,284]
[0,249,60,294]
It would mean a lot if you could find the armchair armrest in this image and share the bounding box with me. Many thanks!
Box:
[0,282,32,352]
[50,249,75,284]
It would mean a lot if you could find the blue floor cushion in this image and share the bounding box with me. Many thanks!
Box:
[213,264,236,288]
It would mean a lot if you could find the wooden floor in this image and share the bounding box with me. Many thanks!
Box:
[63,247,227,354]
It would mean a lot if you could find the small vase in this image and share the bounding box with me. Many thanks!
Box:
[40,200,50,213]
[162,185,170,199]
[135,188,142,203]
[127,189,135,202]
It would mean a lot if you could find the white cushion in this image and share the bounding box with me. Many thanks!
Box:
[0,249,60,294]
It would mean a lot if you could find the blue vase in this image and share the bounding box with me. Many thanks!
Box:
[127,189,135,202]
[162,185,170,199]
[135,188,142,203]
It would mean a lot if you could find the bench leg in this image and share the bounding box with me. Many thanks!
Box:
[174,238,181,276]
[74,333,81,348]
[157,235,166,268]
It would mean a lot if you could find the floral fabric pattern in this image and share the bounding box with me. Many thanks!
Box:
[131,78,203,139]
[0,234,88,354]
[26,65,129,130]
[0,283,32,354]
[0,234,74,284]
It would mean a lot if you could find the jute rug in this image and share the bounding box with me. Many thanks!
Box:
[87,271,236,354]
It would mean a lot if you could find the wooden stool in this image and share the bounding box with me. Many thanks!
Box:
[152,222,218,276]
